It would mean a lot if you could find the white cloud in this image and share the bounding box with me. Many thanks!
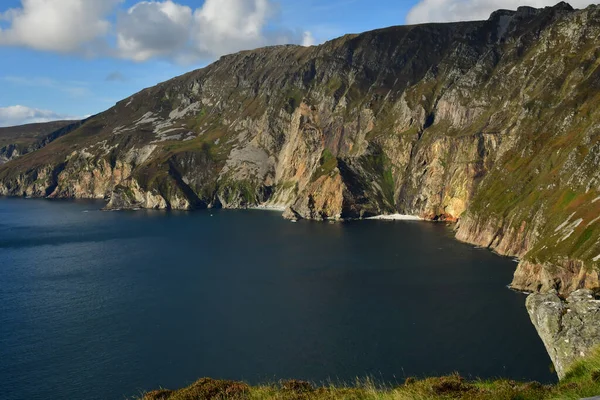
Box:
[117,0,193,61]
[0,0,121,53]
[0,0,310,62]
[302,31,316,47]
[0,105,80,127]
[192,0,276,57]
[113,0,305,62]
[406,0,596,24]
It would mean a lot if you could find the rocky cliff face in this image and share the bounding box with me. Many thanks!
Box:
[1,2,600,374]
[526,289,600,379]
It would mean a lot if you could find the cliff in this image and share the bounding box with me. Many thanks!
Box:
[1,1,599,377]
[527,289,600,379]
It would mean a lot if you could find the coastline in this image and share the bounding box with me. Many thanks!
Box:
[247,205,287,212]
[366,214,423,221]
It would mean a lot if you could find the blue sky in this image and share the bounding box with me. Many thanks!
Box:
[0,0,593,126]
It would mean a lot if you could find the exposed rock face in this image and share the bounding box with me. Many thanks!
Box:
[0,144,22,165]
[526,289,600,379]
[512,260,600,295]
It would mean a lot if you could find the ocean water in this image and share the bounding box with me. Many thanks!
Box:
[0,198,555,400]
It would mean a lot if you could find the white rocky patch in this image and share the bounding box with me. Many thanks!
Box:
[555,212,577,232]
[587,215,600,227]
[221,142,272,180]
[169,102,202,120]
[153,120,175,134]
[183,132,196,142]
[99,142,119,156]
[77,149,94,159]
[124,145,157,165]
[560,218,583,242]
[113,125,135,135]
[134,112,159,126]
[593,254,600,262]
[593,196,600,203]
[118,105,204,142]
[154,127,179,136]
[79,140,119,158]
[151,134,183,143]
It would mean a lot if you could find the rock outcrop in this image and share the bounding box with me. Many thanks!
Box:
[526,289,600,379]
[512,260,600,295]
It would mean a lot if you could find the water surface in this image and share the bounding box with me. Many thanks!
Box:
[0,198,555,400]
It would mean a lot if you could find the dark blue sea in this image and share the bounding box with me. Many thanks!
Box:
[0,198,555,400]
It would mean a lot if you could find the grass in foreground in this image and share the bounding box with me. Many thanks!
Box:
[141,348,600,400]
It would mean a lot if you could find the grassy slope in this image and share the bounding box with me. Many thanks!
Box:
[141,348,600,400]
[0,120,76,148]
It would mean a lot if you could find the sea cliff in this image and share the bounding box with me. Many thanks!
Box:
[0,2,599,376]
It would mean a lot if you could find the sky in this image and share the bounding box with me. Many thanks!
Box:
[0,0,597,127]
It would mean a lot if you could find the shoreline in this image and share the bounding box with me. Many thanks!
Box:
[247,205,287,212]
[366,214,423,221]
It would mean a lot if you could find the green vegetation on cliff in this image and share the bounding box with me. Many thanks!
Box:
[141,347,600,400]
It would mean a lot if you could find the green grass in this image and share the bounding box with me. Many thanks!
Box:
[325,76,344,97]
[0,120,76,149]
[140,347,600,399]
[311,149,339,182]
[283,89,304,114]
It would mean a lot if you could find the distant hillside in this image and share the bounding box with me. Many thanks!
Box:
[0,120,84,165]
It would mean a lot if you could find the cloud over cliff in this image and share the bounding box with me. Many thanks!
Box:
[1,0,597,62]
[0,105,80,127]
[406,0,596,24]
[0,0,311,63]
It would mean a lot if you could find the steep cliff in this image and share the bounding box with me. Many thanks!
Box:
[0,4,598,290]
[526,289,600,379]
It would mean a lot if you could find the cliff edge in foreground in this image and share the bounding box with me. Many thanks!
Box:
[140,348,600,399]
